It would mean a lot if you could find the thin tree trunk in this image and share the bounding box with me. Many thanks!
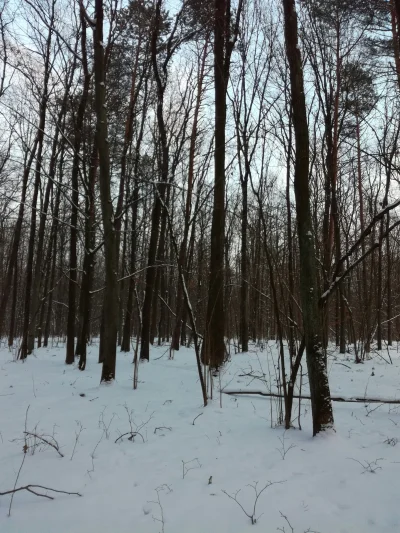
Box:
[140,0,169,361]
[20,12,54,360]
[171,39,208,352]
[76,141,98,370]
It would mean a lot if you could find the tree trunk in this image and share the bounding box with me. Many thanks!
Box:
[202,0,228,368]
[282,0,334,435]
[93,0,119,382]
[76,141,98,370]
[140,0,169,361]
[66,33,90,364]
[20,18,53,359]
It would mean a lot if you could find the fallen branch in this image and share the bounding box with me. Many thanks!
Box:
[0,485,82,500]
[222,390,400,404]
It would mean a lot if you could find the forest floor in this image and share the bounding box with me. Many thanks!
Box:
[1,341,400,533]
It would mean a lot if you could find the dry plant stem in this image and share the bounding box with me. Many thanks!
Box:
[277,431,296,460]
[148,485,171,533]
[7,453,26,516]
[222,481,284,525]
[115,431,144,443]
[70,421,84,460]
[348,457,383,473]
[87,431,104,478]
[98,408,115,439]
[278,511,294,533]
[182,458,201,479]
[24,405,30,451]
[192,413,203,425]
[23,431,64,457]
[154,426,172,434]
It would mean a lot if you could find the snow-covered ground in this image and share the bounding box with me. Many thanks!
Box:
[1,341,400,533]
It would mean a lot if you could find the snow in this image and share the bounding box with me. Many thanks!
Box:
[1,342,400,532]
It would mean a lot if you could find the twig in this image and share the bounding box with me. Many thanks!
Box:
[116,404,154,443]
[0,485,82,501]
[154,426,172,434]
[70,421,85,460]
[23,432,64,458]
[87,432,104,478]
[222,481,284,525]
[148,485,172,533]
[348,457,383,474]
[334,362,351,369]
[115,431,144,443]
[276,431,296,460]
[182,458,201,479]
[192,413,203,425]
[278,511,294,533]
[98,408,116,439]
[7,453,26,516]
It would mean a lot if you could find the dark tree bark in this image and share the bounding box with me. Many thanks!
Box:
[76,141,98,370]
[20,8,54,360]
[282,0,334,435]
[29,57,74,354]
[140,0,170,361]
[202,0,242,368]
[0,142,37,336]
[44,150,64,348]
[66,13,91,365]
[8,258,18,347]
[92,0,119,381]
[171,39,209,352]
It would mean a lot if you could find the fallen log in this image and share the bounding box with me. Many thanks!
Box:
[222,389,400,404]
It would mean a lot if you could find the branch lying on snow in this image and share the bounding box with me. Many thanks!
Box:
[115,431,144,443]
[0,485,82,500]
[222,389,400,404]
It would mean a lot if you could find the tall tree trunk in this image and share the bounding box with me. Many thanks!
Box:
[76,141,98,370]
[44,149,64,347]
[120,78,148,353]
[8,259,18,347]
[20,13,54,359]
[121,187,139,352]
[140,0,169,361]
[66,17,91,364]
[356,114,369,355]
[203,0,229,368]
[386,223,392,346]
[0,143,36,336]
[240,167,249,353]
[282,0,334,435]
[286,112,296,361]
[29,60,73,354]
[93,0,119,381]
[171,39,208,352]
